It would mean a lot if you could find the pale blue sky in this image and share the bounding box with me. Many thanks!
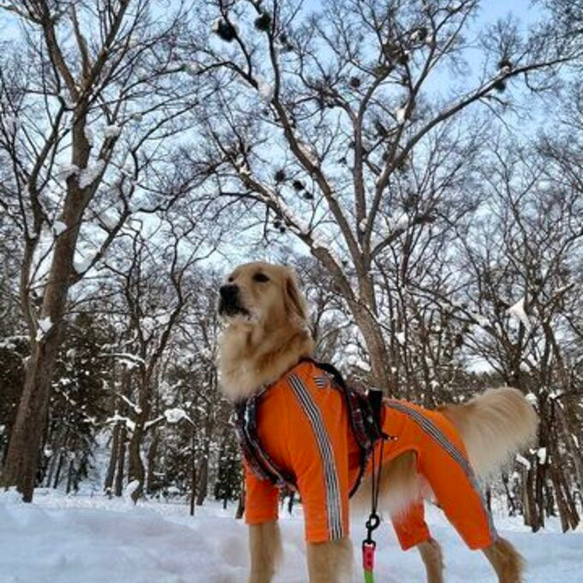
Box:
[0,0,543,39]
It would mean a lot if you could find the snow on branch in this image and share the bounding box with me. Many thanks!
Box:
[35,317,53,342]
[506,297,531,329]
[515,453,531,470]
[79,160,106,189]
[163,408,194,426]
[105,412,136,432]
[104,125,122,139]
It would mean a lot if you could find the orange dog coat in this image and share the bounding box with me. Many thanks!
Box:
[243,360,497,550]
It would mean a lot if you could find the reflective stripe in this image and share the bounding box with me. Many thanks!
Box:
[385,400,498,540]
[288,373,344,540]
[313,375,328,388]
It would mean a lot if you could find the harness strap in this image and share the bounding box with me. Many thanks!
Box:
[234,399,295,489]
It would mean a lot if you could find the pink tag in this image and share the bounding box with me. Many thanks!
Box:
[362,543,375,571]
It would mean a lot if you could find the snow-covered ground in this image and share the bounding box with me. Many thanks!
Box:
[0,489,581,582]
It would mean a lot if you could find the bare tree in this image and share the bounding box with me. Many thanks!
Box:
[99,214,214,502]
[190,0,577,393]
[429,140,583,531]
[0,0,210,500]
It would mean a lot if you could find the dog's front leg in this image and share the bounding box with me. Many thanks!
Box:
[306,537,353,583]
[248,521,282,583]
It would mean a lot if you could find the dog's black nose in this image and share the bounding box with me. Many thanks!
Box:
[220,284,238,300]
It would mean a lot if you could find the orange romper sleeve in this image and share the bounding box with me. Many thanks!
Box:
[286,371,350,543]
[244,463,279,525]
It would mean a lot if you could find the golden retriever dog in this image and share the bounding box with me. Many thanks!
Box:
[217,261,538,583]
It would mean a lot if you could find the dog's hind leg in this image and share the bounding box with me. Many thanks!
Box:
[417,538,444,583]
[482,537,524,583]
[306,537,353,583]
[248,521,282,583]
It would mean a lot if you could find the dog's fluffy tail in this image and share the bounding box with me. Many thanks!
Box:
[440,387,538,479]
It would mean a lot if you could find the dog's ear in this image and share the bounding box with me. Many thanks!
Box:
[283,270,307,322]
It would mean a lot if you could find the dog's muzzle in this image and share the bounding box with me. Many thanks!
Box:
[218,284,249,317]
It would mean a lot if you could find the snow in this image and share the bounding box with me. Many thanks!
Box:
[391,212,409,231]
[507,297,531,329]
[36,317,53,342]
[53,221,67,236]
[516,453,531,470]
[0,491,581,582]
[297,141,319,166]
[59,89,76,109]
[234,156,251,176]
[395,106,407,124]
[184,62,200,76]
[79,160,105,188]
[471,313,490,327]
[255,75,274,102]
[57,164,80,181]
[410,29,424,43]
[537,447,547,465]
[164,408,190,425]
[73,256,92,274]
[105,413,136,432]
[100,210,120,229]
[103,352,145,366]
[124,480,141,500]
[396,331,406,345]
[84,126,94,147]
[104,124,122,138]
[525,392,537,406]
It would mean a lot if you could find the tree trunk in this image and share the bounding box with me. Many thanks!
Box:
[1,339,60,501]
[235,480,245,520]
[146,430,159,495]
[104,424,121,495]
[114,426,126,497]
[45,426,67,488]
[190,435,197,517]
[501,472,518,516]
[351,302,394,394]
[196,456,208,506]
[1,123,91,500]
[127,366,152,503]
[65,459,74,495]
[128,421,146,503]
[52,451,65,489]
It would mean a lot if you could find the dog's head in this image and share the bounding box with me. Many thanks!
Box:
[217,262,313,400]
[218,261,307,326]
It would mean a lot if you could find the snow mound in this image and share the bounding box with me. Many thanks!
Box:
[0,494,581,582]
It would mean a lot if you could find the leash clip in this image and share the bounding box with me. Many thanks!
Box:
[364,512,381,541]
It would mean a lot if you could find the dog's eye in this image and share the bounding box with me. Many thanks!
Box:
[253,272,270,283]
[228,276,234,282]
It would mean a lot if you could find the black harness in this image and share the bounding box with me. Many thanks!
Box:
[233,358,385,497]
